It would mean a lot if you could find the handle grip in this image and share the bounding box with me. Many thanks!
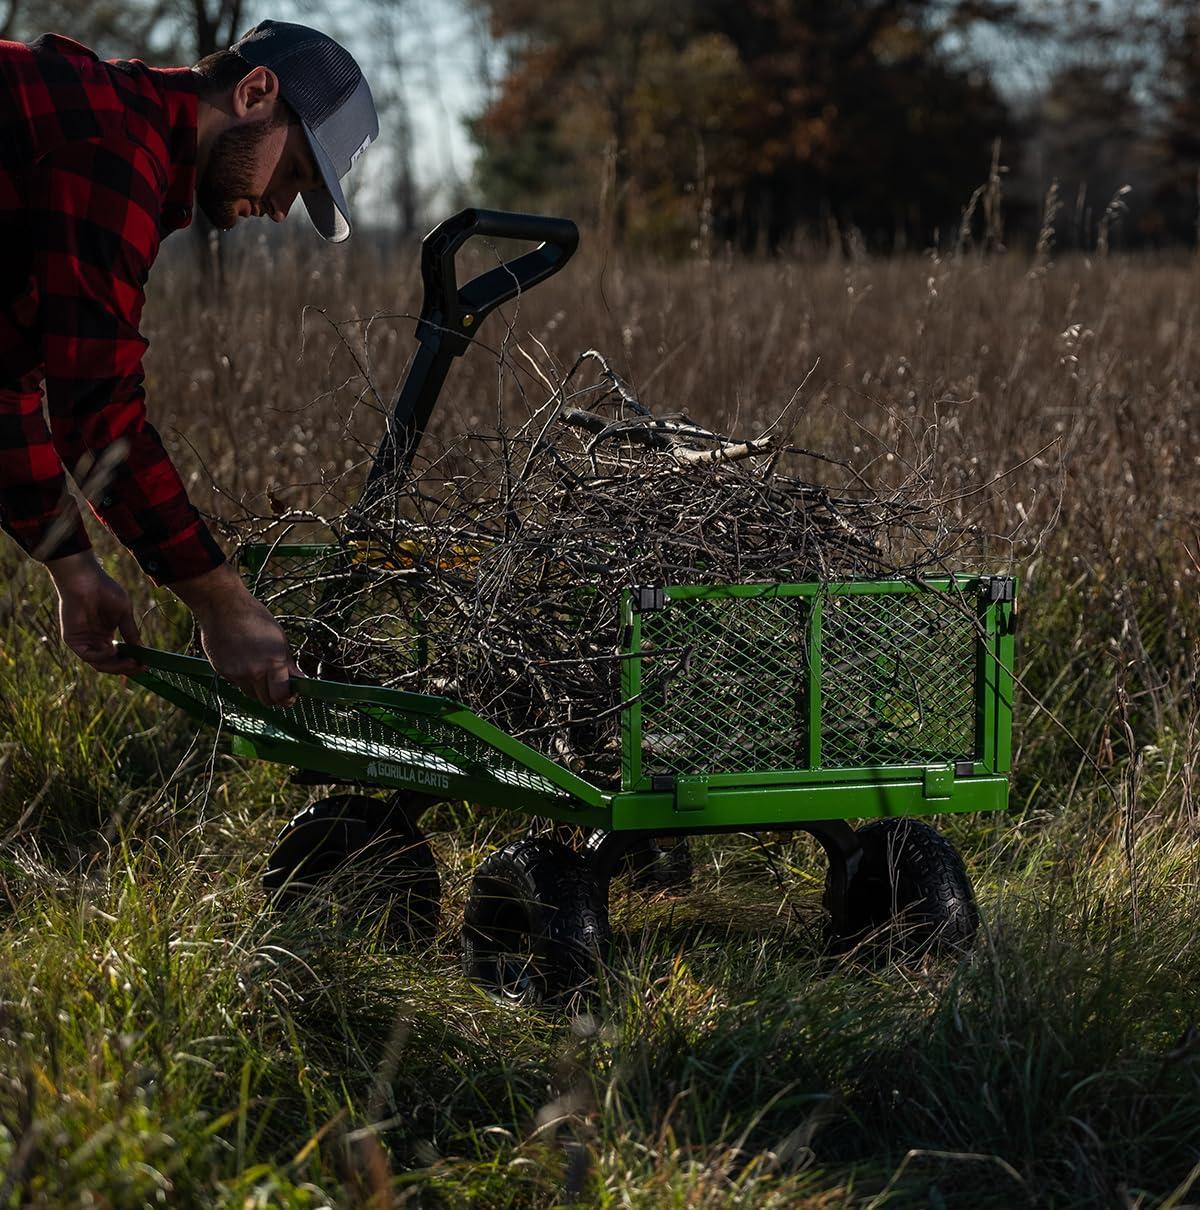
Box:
[417,207,579,354]
[455,208,578,246]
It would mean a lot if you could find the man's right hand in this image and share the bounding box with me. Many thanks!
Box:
[171,562,299,707]
[47,550,144,675]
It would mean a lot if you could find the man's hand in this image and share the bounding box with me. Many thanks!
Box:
[171,563,299,707]
[47,551,144,675]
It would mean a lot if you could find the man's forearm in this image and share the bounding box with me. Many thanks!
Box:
[45,548,103,589]
[173,561,299,707]
[169,560,248,620]
[49,553,249,618]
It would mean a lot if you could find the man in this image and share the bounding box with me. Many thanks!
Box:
[0,20,378,705]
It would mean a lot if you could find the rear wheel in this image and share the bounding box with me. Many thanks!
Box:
[827,817,978,958]
[582,831,694,895]
[462,837,609,1005]
[625,836,694,894]
[264,793,440,945]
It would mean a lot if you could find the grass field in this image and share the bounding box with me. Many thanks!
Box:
[2,227,1200,1207]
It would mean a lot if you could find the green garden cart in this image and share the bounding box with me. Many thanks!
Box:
[125,209,1017,1003]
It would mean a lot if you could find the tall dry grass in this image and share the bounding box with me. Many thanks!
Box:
[149,225,1200,813]
[1,218,1199,1205]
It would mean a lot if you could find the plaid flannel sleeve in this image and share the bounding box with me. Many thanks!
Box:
[0,382,92,563]
[27,135,226,585]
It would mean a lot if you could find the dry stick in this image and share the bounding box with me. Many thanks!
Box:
[31,439,130,562]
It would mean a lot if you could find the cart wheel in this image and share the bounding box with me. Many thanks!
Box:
[622,836,694,894]
[828,818,978,959]
[581,831,693,894]
[264,794,440,944]
[462,837,609,1005]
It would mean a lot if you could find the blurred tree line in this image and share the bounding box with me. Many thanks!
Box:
[7,0,1200,251]
[469,0,1200,253]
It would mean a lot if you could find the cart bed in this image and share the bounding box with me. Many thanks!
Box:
[129,569,1015,831]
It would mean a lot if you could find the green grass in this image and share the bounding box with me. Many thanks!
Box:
[2,556,1199,1208]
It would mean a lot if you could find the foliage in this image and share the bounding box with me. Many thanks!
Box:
[467,0,1200,252]
[1150,0,1200,242]
[1022,63,1148,248]
[1,0,241,61]
[470,0,1024,251]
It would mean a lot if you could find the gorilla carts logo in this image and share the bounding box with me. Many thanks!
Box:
[367,760,450,791]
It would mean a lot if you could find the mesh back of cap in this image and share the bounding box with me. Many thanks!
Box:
[273,39,360,128]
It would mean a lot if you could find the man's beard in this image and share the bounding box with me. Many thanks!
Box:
[196,116,287,230]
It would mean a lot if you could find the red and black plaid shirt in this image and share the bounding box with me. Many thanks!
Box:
[0,33,225,584]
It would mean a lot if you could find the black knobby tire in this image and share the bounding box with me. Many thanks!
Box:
[264,794,440,944]
[626,836,694,894]
[829,817,979,958]
[582,831,694,895]
[462,837,609,1005]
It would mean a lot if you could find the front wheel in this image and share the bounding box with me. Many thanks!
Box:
[827,817,979,959]
[264,794,440,945]
[462,837,609,1005]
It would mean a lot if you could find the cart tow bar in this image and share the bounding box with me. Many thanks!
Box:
[356,208,579,515]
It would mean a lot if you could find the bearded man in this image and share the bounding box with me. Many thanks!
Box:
[0,20,377,705]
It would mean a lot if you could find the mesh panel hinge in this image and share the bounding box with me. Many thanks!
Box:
[632,585,667,613]
[923,765,954,799]
[649,773,708,810]
[674,775,709,810]
[985,576,1016,603]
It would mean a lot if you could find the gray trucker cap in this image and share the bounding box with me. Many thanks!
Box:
[230,20,378,242]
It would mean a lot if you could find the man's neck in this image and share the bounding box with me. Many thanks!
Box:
[192,80,228,187]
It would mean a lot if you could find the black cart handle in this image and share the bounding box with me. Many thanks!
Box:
[417,208,579,355]
[356,208,579,510]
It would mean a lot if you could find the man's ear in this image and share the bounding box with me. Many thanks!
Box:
[230,65,281,120]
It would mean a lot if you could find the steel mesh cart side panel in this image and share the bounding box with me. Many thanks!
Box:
[982,587,1017,773]
[239,543,432,681]
[819,588,977,769]
[126,649,608,823]
[619,602,643,790]
[626,586,812,782]
[240,543,343,619]
[620,578,1014,789]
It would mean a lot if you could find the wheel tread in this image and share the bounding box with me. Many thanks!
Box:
[264,794,440,944]
[831,817,979,957]
[463,836,609,1002]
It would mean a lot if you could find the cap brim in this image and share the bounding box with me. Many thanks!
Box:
[300,122,351,243]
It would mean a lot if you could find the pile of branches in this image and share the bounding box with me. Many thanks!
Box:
[247,351,981,781]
